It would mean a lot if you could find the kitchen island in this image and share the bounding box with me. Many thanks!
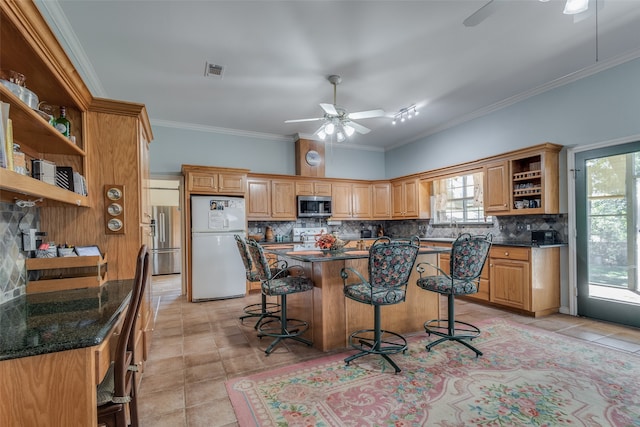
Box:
[265,246,448,351]
[0,280,132,427]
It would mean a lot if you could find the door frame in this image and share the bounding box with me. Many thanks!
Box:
[567,133,640,316]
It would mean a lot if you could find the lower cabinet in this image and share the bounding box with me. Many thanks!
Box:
[489,251,530,310]
[427,242,560,317]
[489,246,560,316]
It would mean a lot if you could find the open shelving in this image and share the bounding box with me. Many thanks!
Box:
[25,253,108,294]
[0,1,91,207]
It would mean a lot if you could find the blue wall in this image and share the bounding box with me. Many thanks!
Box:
[149,125,386,180]
[385,58,640,177]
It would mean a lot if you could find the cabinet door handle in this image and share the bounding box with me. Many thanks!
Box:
[504,252,509,256]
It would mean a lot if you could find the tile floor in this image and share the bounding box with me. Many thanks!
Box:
[138,274,640,427]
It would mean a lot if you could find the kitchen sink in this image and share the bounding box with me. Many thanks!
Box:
[422,237,456,242]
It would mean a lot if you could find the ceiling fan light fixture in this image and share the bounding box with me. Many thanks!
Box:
[563,0,588,14]
[325,122,335,135]
[317,129,327,140]
[344,124,355,137]
[336,131,346,143]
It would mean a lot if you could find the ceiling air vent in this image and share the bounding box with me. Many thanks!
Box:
[204,62,224,78]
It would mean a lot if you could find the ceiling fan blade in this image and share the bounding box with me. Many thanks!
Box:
[320,103,338,116]
[348,109,385,120]
[347,120,371,134]
[284,117,323,123]
[463,0,496,27]
[313,125,326,136]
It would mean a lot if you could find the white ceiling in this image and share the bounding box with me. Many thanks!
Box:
[39,0,640,151]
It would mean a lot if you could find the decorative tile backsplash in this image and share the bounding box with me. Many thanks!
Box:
[249,215,567,244]
[0,201,39,304]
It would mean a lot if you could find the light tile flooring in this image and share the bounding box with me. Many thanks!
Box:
[139,274,640,427]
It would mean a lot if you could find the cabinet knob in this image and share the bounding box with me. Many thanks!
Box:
[504,251,509,256]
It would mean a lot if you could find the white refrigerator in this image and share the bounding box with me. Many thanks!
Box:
[190,195,247,301]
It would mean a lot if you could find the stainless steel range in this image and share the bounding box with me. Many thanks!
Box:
[292,227,327,248]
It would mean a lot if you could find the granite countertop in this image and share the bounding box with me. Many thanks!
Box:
[266,246,448,263]
[419,237,567,248]
[0,280,133,362]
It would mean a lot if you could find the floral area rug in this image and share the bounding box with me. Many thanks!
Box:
[226,319,640,426]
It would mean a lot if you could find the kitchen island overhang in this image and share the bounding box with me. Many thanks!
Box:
[265,246,448,352]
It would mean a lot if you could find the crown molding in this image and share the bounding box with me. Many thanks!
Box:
[34,0,107,97]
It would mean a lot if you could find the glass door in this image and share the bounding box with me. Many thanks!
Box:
[575,141,640,328]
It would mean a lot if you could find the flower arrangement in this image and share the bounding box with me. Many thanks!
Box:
[315,232,347,251]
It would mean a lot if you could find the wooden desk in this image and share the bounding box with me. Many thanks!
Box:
[267,247,445,351]
[0,280,132,427]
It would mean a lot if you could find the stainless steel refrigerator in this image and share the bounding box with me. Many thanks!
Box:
[151,206,182,275]
[190,195,247,301]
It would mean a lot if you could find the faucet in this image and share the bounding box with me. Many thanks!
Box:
[299,232,306,243]
[450,219,458,238]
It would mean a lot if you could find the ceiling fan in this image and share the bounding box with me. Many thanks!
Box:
[284,75,385,142]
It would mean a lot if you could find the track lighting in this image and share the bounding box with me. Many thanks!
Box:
[392,105,419,126]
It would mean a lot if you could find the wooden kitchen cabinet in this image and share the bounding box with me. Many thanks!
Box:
[247,176,296,220]
[510,147,560,214]
[483,144,561,216]
[391,178,430,219]
[296,180,332,196]
[247,178,271,220]
[371,181,391,219]
[271,179,296,220]
[489,247,529,310]
[483,160,510,213]
[0,1,91,207]
[186,168,246,195]
[139,131,152,225]
[489,245,560,316]
[332,181,372,219]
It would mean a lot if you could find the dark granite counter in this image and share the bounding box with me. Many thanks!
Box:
[266,246,448,263]
[419,237,567,248]
[0,280,133,361]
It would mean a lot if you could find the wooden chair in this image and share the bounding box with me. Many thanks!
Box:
[97,245,150,427]
[341,236,420,373]
[416,233,492,356]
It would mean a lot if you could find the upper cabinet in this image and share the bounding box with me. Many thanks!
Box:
[331,181,372,219]
[371,182,391,219]
[0,1,92,206]
[247,176,296,221]
[483,143,561,215]
[483,160,510,214]
[295,180,332,197]
[247,178,271,220]
[183,165,247,195]
[271,179,296,220]
[391,178,431,219]
[510,147,560,214]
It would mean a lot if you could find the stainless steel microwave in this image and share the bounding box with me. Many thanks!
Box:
[297,195,332,218]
